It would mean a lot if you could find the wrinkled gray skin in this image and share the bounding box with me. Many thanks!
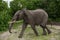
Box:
[9,8,51,38]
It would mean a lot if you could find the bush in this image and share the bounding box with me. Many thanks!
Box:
[0,0,60,31]
[0,1,11,31]
[0,10,11,31]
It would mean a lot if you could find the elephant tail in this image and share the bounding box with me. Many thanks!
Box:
[47,19,52,28]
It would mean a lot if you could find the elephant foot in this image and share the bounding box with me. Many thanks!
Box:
[14,31,17,33]
[36,34,39,36]
[18,36,22,38]
[48,30,51,34]
[42,32,47,35]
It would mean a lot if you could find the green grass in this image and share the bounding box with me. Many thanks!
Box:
[0,23,60,40]
[7,25,59,40]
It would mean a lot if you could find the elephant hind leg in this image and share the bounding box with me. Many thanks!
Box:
[45,26,51,34]
[40,25,47,35]
[40,25,51,35]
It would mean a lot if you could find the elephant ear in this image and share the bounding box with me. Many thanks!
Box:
[23,8,34,23]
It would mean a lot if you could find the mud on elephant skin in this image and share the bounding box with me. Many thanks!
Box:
[9,8,51,38]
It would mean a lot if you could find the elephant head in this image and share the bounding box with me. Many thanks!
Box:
[9,8,33,33]
[9,10,24,33]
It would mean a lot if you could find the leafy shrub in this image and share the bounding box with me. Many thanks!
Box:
[10,0,60,22]
[0,10,11,31]
[0,1,11,31]
[0,0,60,31]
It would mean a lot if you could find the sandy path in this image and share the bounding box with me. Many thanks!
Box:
[0,25,60,40]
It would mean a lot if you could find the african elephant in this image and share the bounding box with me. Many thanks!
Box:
[9,8,51,38]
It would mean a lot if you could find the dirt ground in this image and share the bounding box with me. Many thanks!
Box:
[0,25,60,40]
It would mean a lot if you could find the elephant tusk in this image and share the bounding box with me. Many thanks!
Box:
[8,21,16,24]
[8,20,23,24]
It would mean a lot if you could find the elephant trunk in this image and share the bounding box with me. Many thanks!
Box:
[9,21,15,33]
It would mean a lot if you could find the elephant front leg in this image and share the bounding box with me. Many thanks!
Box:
[31,25,39,36]
[18,23,27,38]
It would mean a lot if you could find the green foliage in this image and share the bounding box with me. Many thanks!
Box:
[0,10,11,31]
[0,0,2,2]
[0,0,60,31]
[10,0,60,21]
[46,0,60,21]
[0,1,8,11]
[10,0,22,15]
[0,1,11,31]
